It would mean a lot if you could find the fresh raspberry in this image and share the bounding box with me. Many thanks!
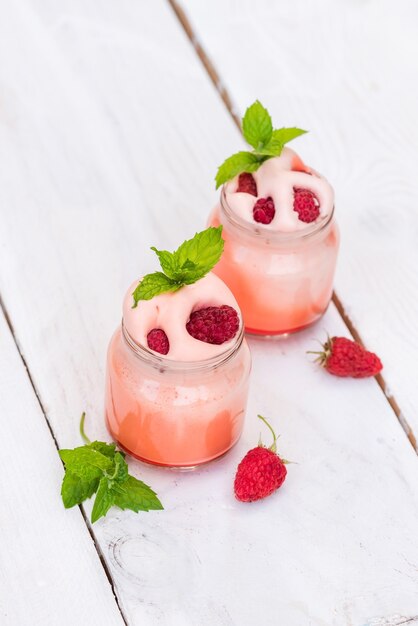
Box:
[253,197,275,224]
[234,415,288,503]
[147,328,169,355]
[293,188,320,223]
[237,172,257,196]
[186,305,239,345]
[310,336,383,378]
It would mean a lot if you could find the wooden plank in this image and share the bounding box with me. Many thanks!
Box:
[175,0,418,442]
[0,309,125,626]
[0,0,418,623]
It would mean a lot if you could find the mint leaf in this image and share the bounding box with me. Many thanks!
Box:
[256,129,284,156]
[150,248,177,279]
[258,127,307,156]
[215,151,262,189]
[271,127,307,145]
[215,101,308,186]
[61,471,98,508]
[59,446,113,481]
[150,249,200,283]
[132,272,179,307]
[242,100,273,149]
[89,441,118,459]
[174,226,224,281]
[59,413,163,523]
[91,477,115,523]
[113,475,164,513]
[179,259,197,272]
[112,452,128,483]
[132,227,225,305]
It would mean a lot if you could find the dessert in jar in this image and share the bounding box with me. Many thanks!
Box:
[105,227,251,468]
[209,101,340,336]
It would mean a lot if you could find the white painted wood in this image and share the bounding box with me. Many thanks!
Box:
[0,310,125,626]
[178,0,418,440]
[0,0,418,624]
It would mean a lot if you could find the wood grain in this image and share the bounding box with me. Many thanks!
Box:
[176,0,418,442]
[1,0,418,623]
[0,308,125,625]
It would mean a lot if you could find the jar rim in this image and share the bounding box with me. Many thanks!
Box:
[121,320,245,371]
[220,185,335,242]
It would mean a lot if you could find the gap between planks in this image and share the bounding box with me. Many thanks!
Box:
[0,294,129,626]
[167,0,417,454]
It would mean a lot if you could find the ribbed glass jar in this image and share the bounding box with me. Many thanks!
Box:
[105,322,251,468]
[208,188,340,335]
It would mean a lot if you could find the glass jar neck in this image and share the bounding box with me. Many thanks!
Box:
[220,186,335,245]
[121,321,245,372]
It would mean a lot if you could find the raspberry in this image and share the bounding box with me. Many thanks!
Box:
[186,305,239,345]
[310,336,383,378]
[237,172,257,196]
[293,188,320,223]
[253,197,275,224]
[234,415,288,503]
[147,328,169,355]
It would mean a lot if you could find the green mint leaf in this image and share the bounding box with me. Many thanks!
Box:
[60,414,163,523]
[150,247,178,279]
[113,475,164,513]
[179,259,197,272]
[111,452,129,484]
[242,100,273,149]
[215,151,262,189]
[258,127,307,156]
[173,226,224,282]
[272,127,307,145]
[150,249,202,284]
[132,228,225,305]
[91,477,115,523]
[255,129,284,156]
[172,259,200,284]
[61,471,99,509]
[89,441,118,459]
[215,101,309,186]
[132,272,180,307]
[59,446,114,481]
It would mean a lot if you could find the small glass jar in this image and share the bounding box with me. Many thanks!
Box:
[105,321,251,468]
[208,188,340,335]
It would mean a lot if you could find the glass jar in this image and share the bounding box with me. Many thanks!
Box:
[208,187,340,335]
[105,321,251,468]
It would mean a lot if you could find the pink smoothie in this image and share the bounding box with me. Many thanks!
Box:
[209,148,339,335]
[105,273,251,467]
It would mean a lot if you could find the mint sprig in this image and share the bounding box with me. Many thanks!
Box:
[132,226,224,307]
[242,100,273,149]
[215,100,307,188]
[59,413,163,523]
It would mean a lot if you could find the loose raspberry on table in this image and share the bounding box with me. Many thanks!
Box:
[293,188,320,223]
[147,328,169,355]
[253,197,275,224]
[234,446,287,502]
[186,305,239,345]
[237,172,258,196]
[310,336,383,378]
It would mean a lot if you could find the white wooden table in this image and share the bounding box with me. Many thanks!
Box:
[1,2,418,625]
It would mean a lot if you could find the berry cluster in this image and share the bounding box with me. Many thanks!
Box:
[237,173,320,225]
[147,305,239,355]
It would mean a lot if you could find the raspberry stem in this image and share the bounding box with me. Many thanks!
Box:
[257,414,278,453]
[307,335,333,366]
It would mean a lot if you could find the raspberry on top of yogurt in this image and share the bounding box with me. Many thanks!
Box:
[225,148,334,232]
[215,100,334,232]
[124,227,242,360]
